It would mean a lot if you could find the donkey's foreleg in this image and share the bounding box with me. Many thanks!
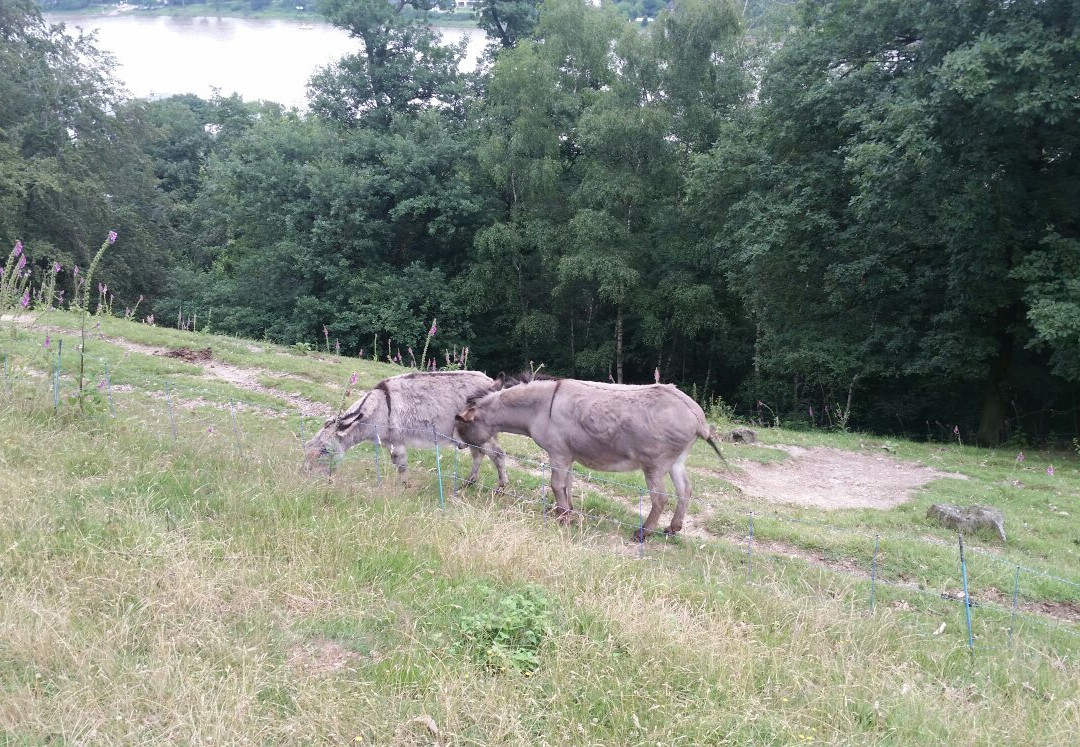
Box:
[487,437,508,488]
[390,444,410,485]
[464,446,484,486]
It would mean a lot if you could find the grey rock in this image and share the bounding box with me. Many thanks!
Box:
[927,503,1006,542]
[723,427,757,444]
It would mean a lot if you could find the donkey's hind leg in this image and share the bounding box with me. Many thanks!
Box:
[666,451,693,535]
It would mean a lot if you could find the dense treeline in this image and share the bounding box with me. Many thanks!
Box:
[4,0,1078,444]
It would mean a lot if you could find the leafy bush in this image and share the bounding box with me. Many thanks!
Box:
[456,587,553,674]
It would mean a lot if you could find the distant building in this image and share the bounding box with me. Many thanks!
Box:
[454,0,479,9]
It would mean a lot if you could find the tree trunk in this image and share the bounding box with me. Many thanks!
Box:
[976,326,1013,446]
[615,303,624,384]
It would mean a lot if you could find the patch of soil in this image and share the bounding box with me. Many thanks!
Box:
[160,346,212,363]
[717,444,968,510]
[287,638,362,676]
[980,587,1080,625]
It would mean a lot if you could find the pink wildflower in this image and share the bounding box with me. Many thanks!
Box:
[1016,451,1025,463]
[44,334,50,349]
[349,372,358,387]
[20,290,29,309]
[13,240,22,257]
[208,426,214,434]
[429,320,437,336]
[98,379,105,391]
[17,254,26,271]
[654,368,660,384]
[73,265,80,277]
[1047,465,1054,477]
[953,425,960,436]
[53,261,61,273]
[107,230,117,244]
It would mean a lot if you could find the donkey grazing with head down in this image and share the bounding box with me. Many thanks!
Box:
[304,371,508,487]
[455,375,726,538]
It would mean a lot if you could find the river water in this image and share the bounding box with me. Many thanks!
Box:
[44,13,486,110]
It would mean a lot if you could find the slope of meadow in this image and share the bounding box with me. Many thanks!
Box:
[1,312,1079,744]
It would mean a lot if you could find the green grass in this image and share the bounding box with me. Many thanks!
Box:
[1,313,1079,743]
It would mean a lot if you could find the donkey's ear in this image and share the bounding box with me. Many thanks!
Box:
[456,407,477,423]
[493,372,506,390]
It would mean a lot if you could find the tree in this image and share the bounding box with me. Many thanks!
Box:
[693,0,1080,441]
[0,0,175,306]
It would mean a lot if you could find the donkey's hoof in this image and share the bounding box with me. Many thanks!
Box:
[664,524,683,536]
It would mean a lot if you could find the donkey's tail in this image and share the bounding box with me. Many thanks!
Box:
[702,426,731,472]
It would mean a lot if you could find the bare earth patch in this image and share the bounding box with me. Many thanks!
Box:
[159,345,212,363]
[287,638,362,676]
[721,444,967,510]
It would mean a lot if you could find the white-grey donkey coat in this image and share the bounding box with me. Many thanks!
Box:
[455,376,725,538]
[304,371,508,487]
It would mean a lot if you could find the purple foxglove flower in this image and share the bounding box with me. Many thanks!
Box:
[1016,452,1025,463]
[429,321,437,336]
[138,294,144,303]
[107,230,117,244]
[98,379,106,390]
[953,425,960,435]
[335,340,341,354]
[1047,465,1054,477]
[20,290,29,309]
[13,240,22,257]
[349,372,358,387]
[809,406,814,417]
[208,426,214,434]
[654,368,660,383]
[17,254,26,271]
[54,262,61,273]
[73,265,80,277]
[44,334,50,349]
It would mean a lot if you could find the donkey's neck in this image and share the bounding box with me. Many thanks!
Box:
[488,381,556,438]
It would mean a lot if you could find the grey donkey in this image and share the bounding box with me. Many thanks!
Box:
[455,375,726,539]
[304,371,508,488]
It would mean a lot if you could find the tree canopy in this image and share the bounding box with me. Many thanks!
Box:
[7,0,1079,444]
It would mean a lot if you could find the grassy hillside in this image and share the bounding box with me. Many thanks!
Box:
[1,311,1079,743]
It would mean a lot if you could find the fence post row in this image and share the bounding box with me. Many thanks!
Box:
[540,463,547,523]
[869,534,880,613]
[433,425,445,510]
[958,532,975,654]
[104,362,115,416]
[16,367,1080,662]
[1009,565,1021,647]
[164,381,178,442]
[746,512,755,583]
[373,425,382,485]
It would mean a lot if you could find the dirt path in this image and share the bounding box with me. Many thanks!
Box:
[8,317,335,417]
[714,444,967,510]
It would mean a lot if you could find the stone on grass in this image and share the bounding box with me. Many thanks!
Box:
[723,427,757,444]
[926,503,1006,542]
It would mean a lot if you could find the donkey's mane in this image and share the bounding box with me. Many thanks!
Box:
[463,370,558,408]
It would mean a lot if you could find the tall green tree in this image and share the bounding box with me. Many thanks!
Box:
[694,0,1080,442]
